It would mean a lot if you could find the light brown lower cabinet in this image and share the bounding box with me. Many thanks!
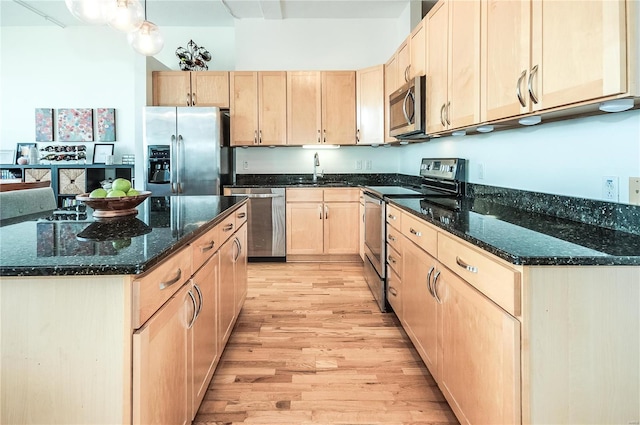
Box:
[390,206,639,425]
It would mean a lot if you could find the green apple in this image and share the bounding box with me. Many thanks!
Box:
[89,188,108,198]
[106,189,126,198]
[126,188,140,196]
[111,178,131,193]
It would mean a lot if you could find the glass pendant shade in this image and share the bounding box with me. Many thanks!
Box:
[65,0,109,24]
[128,21,164,56]
[106,0,144,33]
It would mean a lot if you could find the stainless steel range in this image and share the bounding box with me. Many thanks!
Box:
[362,158,466,312]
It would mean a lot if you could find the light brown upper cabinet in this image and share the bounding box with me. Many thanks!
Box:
[409,18,426,80]
[230,71,287,146]
[482,0,629,121]
[425,0,481,134]
[152,71,230,108]
[386,37,411,95]
[356,65,385,145]
[287,71,356,146]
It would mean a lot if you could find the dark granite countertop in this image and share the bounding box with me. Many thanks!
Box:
[390,197,640,266]
[0,195,247,277]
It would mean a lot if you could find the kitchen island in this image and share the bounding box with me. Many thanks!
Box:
[0,195,248,425]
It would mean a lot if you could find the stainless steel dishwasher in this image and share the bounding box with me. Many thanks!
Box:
[225,187,286,260]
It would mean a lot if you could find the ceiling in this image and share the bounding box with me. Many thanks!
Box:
[1,0,431,28]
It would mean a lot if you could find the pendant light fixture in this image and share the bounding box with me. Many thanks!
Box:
[127,0,164,56]
[64,0,109,24]
[105,0,144,33]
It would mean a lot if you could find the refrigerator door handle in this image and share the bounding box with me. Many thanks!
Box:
[177,134,184,193]
[170,134,177,193]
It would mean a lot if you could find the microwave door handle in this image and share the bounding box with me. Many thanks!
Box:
[402,90,415,125]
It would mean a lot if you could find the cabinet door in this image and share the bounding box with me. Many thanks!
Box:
[324,201,359,254]
[321,71,356,145]
[153,71,192,107]
[191,253,219,419]
[133,283,192,425]
[287,71,322,145]
[286,202,324,254]
[530,0,627,111]
[218,237,236,347]
[482,0,532,121]
[448,0,481,129]
[425,0,449,134]
[230,72,259,146]
[356,65,384,145]
[409,19,426,79]
[191,71,230,108]
[402,239,439,378]
[438,266,521,425]
[258,71,288,145]
[397,38,410,87]
[384,55,398,143]
[234,224,248,311]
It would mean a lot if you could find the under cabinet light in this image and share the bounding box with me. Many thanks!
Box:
[451,130,467,136]
[476,125,494,133]
[518,115,542,126]
[302,145,340,149]
[599,99,634,113]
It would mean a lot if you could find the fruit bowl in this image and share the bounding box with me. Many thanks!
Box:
[75,191,152,218]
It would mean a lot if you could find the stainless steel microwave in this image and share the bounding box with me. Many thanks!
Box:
[389,75,428,140]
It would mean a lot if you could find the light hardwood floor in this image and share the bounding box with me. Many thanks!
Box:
[193,262,458,425]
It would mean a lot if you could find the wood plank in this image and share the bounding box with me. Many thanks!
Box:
[193,262,458,425]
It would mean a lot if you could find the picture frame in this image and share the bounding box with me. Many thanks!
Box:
[16,143,36,164]
[92,143,114,164]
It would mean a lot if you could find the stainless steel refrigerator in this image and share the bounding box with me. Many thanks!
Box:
[143,106,234,196]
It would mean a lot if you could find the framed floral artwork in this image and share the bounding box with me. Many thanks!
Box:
[35,108,54,142]
[57,108,94,142]
[96,108,116,142]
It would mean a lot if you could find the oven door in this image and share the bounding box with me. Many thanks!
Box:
[363,193,385,278]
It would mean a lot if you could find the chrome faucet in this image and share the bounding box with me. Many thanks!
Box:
[313,152,320,182]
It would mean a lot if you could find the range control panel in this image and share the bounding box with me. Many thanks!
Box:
[419,158,466,181]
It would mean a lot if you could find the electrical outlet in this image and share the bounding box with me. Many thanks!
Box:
[478,163,485,180]
[355,160,362,170]
[242,161,249,170]
[365,160,372,170]
[630,177,640,205]
[602,176,619,201]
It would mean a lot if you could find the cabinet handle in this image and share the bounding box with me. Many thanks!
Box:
[237,212,246,219]
[192,92,197,106]
[200,241,215,253]
[259,130,262,144]
[440,103,446,127]
[456,256,478,273]
[404,64,411,83]
[323,129,327,144]
[388,254,396,264]
[432,270,442,304]
[233,237,241,262]
[388,234,396,242]
[388,286,398,296]
[445,101,451,126]
[528,64,539,104]
[318,205,323,219]
[159,268,182,290]
[387,213,396,220]
[324,205,328,219]
[254,130,258,145]
[187,289,198,328]
[223,223,234,232]
[516,69,527,107]
[409,227,422,237]
[193,282,203,318]
[356,129,360,143]
[317,129,321,144]
[426,266,435,297]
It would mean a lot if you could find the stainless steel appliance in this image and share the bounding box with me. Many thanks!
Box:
[225,187,286,260]
[143,107,234,196]
[389,75,428,140]
[362,158,466,312]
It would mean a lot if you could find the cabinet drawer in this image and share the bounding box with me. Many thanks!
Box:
[438,233,521,316]
[323,188,359,202]
[218,212,236,244]
[132,246,191,329]
[191,224,219,274]
[386,204,402,229]
[387,267,402,316]
[286,188,323,202]
[402,212,437,257]
[386,243,402,276]
[234,203,247,227]
[386,225,402,253]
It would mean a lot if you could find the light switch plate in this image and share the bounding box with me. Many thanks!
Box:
[630,177,640,205]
